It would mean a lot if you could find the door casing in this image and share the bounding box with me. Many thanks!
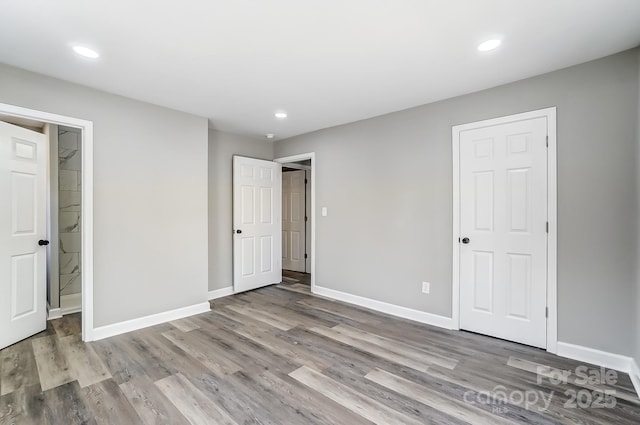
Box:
[0,102,94,342]
[452,107,557,353]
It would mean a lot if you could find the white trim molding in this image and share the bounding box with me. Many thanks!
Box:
[208,286,234,300]
[314,286,456,330]
[92,302,211,341]
[47,304,62,320]
[557,342,640,399]
[557,342,633,373]
[60,293,82,315]
[274,152,316,292]
[630,358,640,399]
[451,107,558,353]
[0,102,95,342]
[281,162,311,171]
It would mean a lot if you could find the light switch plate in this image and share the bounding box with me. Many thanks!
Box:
[322,207,328,217]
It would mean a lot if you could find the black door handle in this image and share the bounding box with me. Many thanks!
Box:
[38,239,50,246]
[235,229,242,234]
[461,237,470,244]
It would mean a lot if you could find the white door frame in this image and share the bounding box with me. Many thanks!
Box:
[274,153,316,292]
[452,107,557,353]
[281,162,310,171]
[0,102,94,342]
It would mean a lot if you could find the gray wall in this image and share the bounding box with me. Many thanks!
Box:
[275,48,640,356]
[208,130,273,291]
[0,63,209,328]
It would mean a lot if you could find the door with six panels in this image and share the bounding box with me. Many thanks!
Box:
[459,116,548,348]
[0,121,47,349]
[233,156,282,293]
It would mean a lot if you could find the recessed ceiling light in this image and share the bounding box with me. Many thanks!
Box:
[274,112,288,118]
[477,39,501,52]
[73,45,100,59]
[265,133,275,139]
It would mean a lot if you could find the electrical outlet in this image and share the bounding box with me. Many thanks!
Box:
[422,281,430,294]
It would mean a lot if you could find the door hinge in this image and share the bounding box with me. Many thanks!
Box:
[546,135,549,147]
[305,178,308,184]
[546,222,549,233]
[305,216,308,222]
[545,307,548,318]
[304,253,308,259]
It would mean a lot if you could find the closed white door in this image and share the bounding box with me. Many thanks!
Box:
[282,170,306,272]
[0,121,47,350]
[459,117,548,348]
[233,156,282,293]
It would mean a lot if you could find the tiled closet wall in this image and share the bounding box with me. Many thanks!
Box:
[58,127,81,301]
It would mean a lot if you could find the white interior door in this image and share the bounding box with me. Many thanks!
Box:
[0,121,47,350]
[459,116,548,348]
[305,170,311,273]
[233,156,282,293]
[282,170,306,272]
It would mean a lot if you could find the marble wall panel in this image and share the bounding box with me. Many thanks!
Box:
[58,129,81,298]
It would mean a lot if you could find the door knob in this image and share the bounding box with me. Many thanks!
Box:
[461,237,470,244]
[38,239,50,246]
[235,229,242,234]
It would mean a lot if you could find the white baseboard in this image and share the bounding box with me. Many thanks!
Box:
[630,358,640,399]
[556,341,633,373]
[60,293,82,315]
[92,302,211,341]
[208,286,234,300]
[47,302,62,320]
[313,286,455,330]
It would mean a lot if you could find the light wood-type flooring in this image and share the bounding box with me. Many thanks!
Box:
[1,282,639,424]
[282,270,311,285]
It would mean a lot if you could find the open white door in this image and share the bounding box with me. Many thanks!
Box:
[282,169,306,272]
[0,121,47,349]
[233,156,282,293]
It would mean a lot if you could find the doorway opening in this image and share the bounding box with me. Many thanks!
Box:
[0,118,84,336]
[275,153,316,294]
[282,162,311,288]
[0,102,94,343]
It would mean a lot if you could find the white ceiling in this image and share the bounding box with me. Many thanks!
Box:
[1,1,639,141]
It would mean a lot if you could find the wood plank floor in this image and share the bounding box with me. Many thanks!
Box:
[282,270,311,285]
[1,283,639,424]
